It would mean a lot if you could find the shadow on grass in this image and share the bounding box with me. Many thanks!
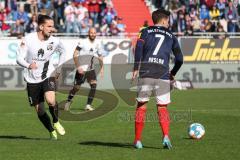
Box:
[79,141,161,149]
[0,135,48,140]
[183,137,205,141]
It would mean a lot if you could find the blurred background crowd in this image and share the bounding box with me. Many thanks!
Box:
[0,0,240,38]
[147,0,240,36]
[0,0,125,37]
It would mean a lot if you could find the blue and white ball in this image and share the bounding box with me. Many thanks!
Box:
[188,123,205,139]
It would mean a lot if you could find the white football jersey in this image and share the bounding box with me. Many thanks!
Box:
[76,38,103,71]
[16,32,66,83]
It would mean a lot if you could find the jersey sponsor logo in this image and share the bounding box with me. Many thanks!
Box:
[34,48,46,61]
[37,48,44,58]
[47,42,53,51]
[184,39,240,63]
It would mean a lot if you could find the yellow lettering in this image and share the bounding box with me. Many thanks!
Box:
[220,39,231,60]
[229,49,240,60]
[184,39,210,61]
[203,48,213,61]
[197,49,207,61]
[211,48,219,60]
[184,38,240,62]
[210,49,221,61]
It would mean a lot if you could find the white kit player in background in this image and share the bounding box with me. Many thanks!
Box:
[17,28,65,83]
[16,14,66,140]
[65,27,104,111]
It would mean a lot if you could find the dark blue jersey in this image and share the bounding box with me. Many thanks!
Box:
[134,25,183,79]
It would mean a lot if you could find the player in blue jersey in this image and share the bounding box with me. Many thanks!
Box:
[132,8,183,149]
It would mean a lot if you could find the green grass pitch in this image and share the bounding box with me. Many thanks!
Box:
[0,89,239,160]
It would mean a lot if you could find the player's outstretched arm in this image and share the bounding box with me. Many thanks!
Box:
[170,37,183,77]
[16,41,36,69]
[132,28,147,81]
[55,41,66,79]
[73,49,79,68]
[98,55,104,78]
[73,47,84,74]
[132,70,139,82]
[132,39,144,81]
[171,48,183,77]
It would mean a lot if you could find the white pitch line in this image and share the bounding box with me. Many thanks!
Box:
[174,109,240,112]
[1,112,32,116]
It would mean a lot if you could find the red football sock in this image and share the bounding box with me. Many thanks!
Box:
[134,105,146,143]
[158,106,170,137]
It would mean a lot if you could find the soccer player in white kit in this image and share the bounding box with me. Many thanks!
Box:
[16,14,66,140]
[64,27,104,111]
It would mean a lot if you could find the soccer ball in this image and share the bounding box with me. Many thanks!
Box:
[188,123,205,139]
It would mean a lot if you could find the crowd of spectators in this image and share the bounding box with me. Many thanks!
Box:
[148,0,240,36]
[1,0,240,38]
[0,0,126,37]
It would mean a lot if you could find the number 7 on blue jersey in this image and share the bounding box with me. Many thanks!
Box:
[153,34,165,55]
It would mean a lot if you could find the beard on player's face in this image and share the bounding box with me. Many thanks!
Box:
[89,34,96,41]
[42,29,53,39]
[43,31,51,39]
[42,20,54,39]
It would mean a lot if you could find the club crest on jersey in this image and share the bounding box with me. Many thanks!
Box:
[47,42,54,50]
[37,49,44,57]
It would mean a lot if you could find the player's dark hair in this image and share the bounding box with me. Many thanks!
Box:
[152,8,170,24]
[37,14,53,26]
